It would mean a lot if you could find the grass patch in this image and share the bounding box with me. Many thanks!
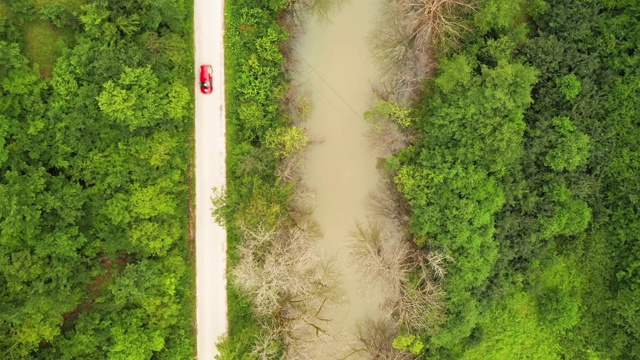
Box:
[18,0,84,77]
[22,20,69,77]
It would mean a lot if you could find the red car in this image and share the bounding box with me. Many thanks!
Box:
[200,65,213,94]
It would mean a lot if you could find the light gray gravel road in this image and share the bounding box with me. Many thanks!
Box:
[194,0,227,358]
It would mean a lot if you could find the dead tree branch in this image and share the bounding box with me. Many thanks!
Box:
[371,0,476,102]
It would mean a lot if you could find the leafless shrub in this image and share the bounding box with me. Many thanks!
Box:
[403,0,476,51]
[279,16,303,75]
[279,285,340,359]
[366,115,415,156]
[284,0,347,27]
[350,216,448,334]
[364,96,416,157]
[273,130,319,237]
[250,324,284,360]
[368,174,412,232]
[233,220,339,315]
[282,84,312,124]
[370,0,425,102]
[350,220,409,295]
[341,317,415,360]
[423,248,450,279]
[277,150,306,185]
[389,257,445,332]
[274,85,313,188]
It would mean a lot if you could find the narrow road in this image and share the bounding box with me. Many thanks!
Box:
[194,0,227,359]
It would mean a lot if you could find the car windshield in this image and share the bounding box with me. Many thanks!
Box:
[202,81,210,87]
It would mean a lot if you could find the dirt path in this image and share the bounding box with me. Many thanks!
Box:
[297,0,384,357]
[194,0,227,358]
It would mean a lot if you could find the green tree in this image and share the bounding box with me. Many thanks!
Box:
[392,333,425,355]
[544,116,592,172]
[108,310,165,360]
[264,126,309,159]
[97,66,167,130]
[555,73,581,100]
[540,183,591,239]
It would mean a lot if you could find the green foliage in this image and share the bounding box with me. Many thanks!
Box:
[392,333,425,355]
[264,126,309,159]
[539,183,591,239]
[364,99,413,128]
[473,0,527,35]
[555,73,581,100]
[531,258,581,332]
[536,286,579,330]
[527,0,549,18]
[37,3,78,29]
[520,2,640,354]
[544,116,592,171]
[395,24,538,353]
[97,66,168,130]
[461,292,562,359]
[23,20,67,75]
[78,2,109,37]
[215,335,259,360]
[227,3,288,143]
[0,0,195,357]
[4,0,36,22]
[234,186,286,232]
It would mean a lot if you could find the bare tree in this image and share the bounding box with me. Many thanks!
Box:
[368,174,412,232]
[350,216,447,334]
[273,136,320,239]
[341,317,415,360]
[364,99,416,156]
[402,0,476,51]
[277,148,307,185]
[285,0,347,26]
[389,258,445,332]
[250,324,285,360]
[232,217,342,358]
[370,0,424,102]
[365,116,412,156]
[350,220,410,296]
[371,0,476,102]
[281,84,312,124]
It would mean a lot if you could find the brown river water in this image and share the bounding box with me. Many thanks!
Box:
[297,0,385,357]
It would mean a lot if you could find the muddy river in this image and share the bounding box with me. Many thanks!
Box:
[297,0,384,357]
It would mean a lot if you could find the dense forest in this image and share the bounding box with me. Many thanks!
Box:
[388,0,640,358]
[0,0,194,358]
